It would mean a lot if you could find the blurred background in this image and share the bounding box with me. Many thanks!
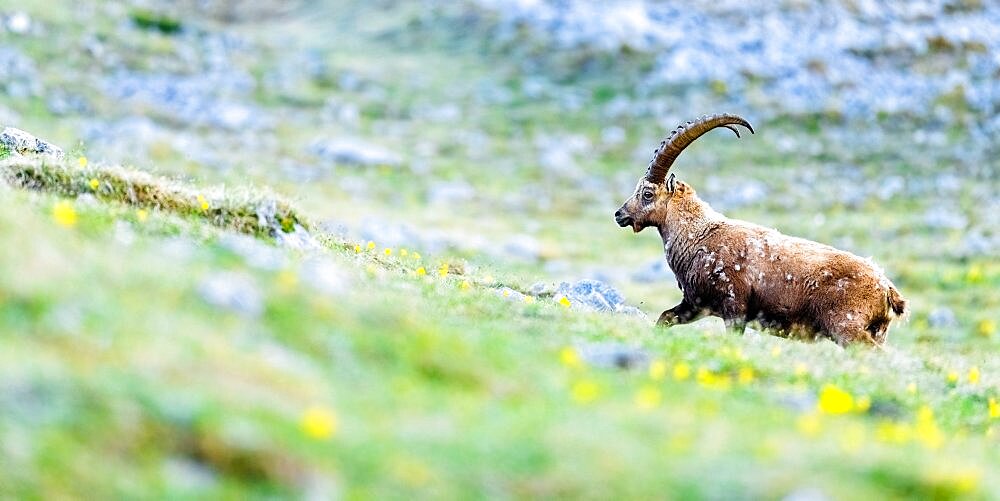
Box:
[2,0,996,309]
[1,0,998,497]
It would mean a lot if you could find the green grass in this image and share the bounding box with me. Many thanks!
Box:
[0,159,998,498]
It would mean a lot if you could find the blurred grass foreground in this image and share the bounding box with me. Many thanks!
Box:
[1,0,999,498]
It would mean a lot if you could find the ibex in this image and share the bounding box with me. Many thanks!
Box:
[615,114,906,346]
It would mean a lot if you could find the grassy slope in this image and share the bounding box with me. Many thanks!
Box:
[1,1,998,498]
[0,157,998,499]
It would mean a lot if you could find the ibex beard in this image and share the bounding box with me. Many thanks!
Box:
[615,114,907,347]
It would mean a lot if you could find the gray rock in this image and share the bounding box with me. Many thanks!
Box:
[631,259,675,284]
[528,282,556,296]
[960,232,997,257]
[0,48,39,99]
[927,307,957,328]
[197,272,263,317]
[300,258,348,295]
[310,138,401,167]
[502,234,542,261]
[427,180,476,206]
[0,127,63,158]
[275,224,322,251]
[6,12,31,34]
[494,286,526,302]
[923,208,967,230]
[101,66,266,131]
[219,233,286,271]
[471,0,1000,121]
[163,457,218,491]
[555,279,645,317]
[576,342,649,370]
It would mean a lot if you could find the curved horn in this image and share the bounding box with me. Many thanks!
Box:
[645,113,754,184]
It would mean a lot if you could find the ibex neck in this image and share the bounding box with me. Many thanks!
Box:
[657,201,723,273]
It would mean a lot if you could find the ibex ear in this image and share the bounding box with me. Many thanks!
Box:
[666,173,676,193]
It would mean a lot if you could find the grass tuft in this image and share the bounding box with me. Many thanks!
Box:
[0,157,309,239]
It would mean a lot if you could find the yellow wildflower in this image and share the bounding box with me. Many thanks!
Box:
[196,194,209,211]
[916,405,944,450]
[570,380,600,404]
[413,252,421,260]
[673,362,691,381]
[931,467,981,494]
[366,241,376,250]
[88,178,99,190]
[415,267,426,276]
[136,209,148,223]
[276,270,298,290]
[968,366,980,385]
[946,371,959,384]
[738,366,755,385]
[696,368,731,390]
[875,420,912,444]
[523,295,534,304]
[649,360,667,381]
[989,398,999,419]
[300,406,338,440]
[635,385,662,410]
[384,248,392,256]
[459,280,471,291]
[917,405,934,423]
[354,244,361,253]
[77,156,88,168]
[965,265,983,284]
[559,347,581,369]
[796,412,822,437]
[978,319,996,338]
[52,201,77,228]
[558,296,571,308]
[438,263,449,277]
[817,384,854,414]
[855,395,871,413]
[400,248,409,257]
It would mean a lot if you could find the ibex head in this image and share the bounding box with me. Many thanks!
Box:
[614,114,754,233]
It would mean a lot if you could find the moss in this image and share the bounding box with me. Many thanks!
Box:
[129,9,183,34]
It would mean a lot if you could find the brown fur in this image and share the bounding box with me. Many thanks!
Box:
[616,176,907,347]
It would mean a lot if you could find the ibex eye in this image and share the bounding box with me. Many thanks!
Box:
[643,191,654,201]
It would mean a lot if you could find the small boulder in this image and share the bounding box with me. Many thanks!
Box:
[576,342,649,370]
[310,138,401,167]
[0,127,63,158]
[554,279,646,317]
